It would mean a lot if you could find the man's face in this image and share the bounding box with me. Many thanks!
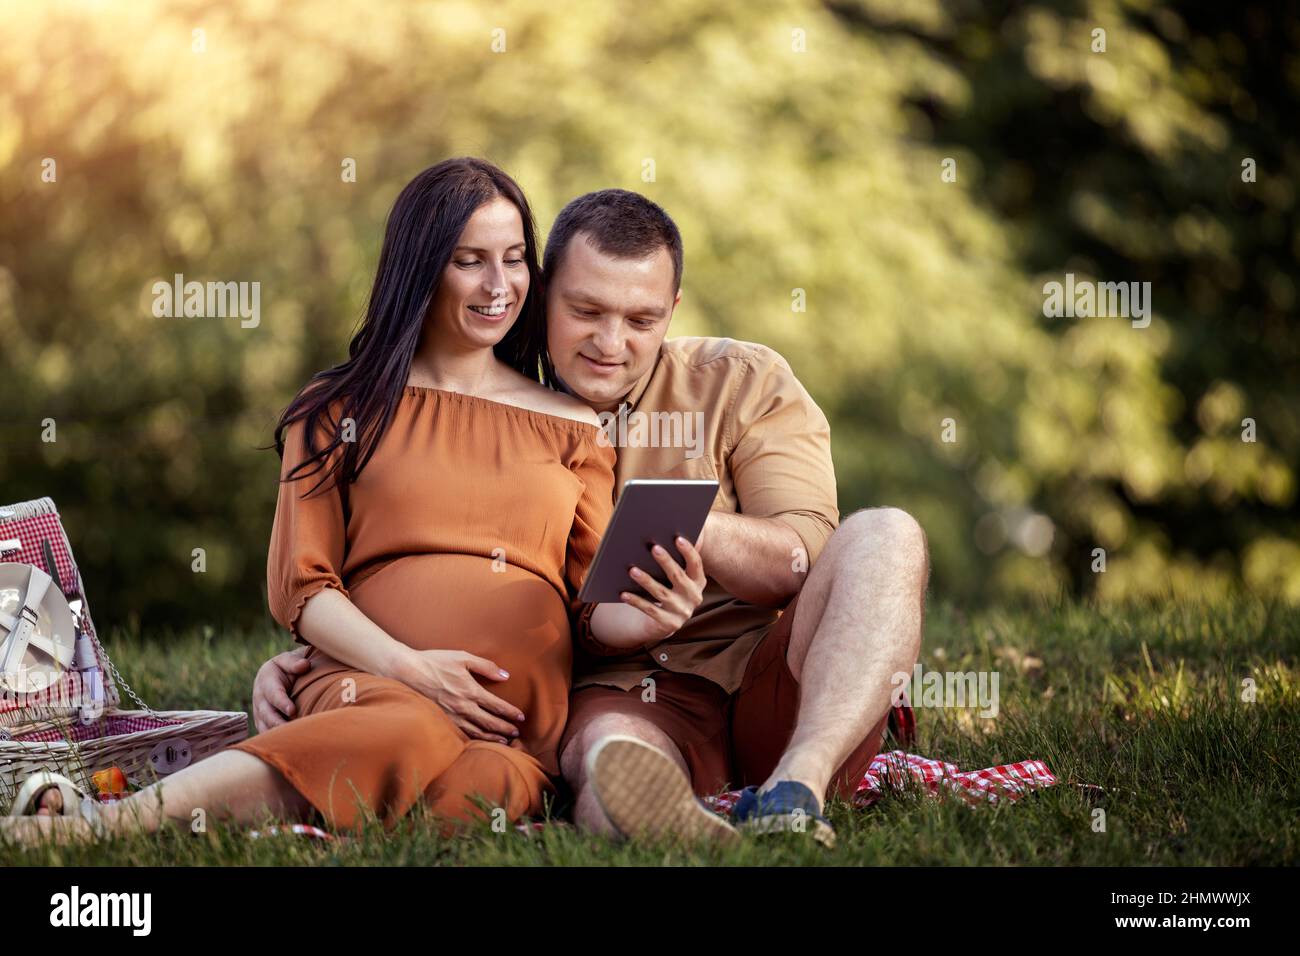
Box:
[545,232,680,412]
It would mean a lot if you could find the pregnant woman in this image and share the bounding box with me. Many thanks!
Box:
[3,157,704,844]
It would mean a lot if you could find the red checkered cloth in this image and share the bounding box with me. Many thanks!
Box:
[704,749,1059,814]
[0,509,80,597]
[10,713,182,743]
[0,498,119,723]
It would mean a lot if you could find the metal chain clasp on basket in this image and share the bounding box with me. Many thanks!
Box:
[85,613,157,718]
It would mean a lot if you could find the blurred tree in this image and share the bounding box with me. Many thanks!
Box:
[829,0,1299,599]
[0,0,1296,636]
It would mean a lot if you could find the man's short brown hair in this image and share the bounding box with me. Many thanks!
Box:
[543,189,684,291]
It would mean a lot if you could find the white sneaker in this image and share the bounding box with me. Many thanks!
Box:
[586,735,741,845]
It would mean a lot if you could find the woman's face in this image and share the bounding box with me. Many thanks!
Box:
[428,196,530,350]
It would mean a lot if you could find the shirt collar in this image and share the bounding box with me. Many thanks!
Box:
[618,344,664,414]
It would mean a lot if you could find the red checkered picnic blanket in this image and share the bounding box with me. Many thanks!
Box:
[706,750,1059,814]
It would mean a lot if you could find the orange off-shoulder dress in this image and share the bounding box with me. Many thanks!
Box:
[229,385,615,833]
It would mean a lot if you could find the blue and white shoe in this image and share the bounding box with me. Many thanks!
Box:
[731,781,836,848]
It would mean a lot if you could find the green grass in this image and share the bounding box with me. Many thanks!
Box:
[3,597,1297,866]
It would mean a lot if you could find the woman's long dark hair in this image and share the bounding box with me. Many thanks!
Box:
[272,157,550,508]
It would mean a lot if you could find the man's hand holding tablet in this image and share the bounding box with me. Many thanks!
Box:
[580,479,717,651]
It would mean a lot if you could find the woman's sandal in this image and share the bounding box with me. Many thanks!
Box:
[7,770,108,837]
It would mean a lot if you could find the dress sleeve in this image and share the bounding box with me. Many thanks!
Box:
[564,432,618,655]
[266,413,351,646]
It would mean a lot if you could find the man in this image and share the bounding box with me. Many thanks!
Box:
[253,189,928,847]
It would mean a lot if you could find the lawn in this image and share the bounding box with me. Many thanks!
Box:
[3,597,1296,866]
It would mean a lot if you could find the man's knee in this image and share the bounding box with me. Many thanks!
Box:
[837,507,929,583]
[558,711,684,788]
[840,506,926,551]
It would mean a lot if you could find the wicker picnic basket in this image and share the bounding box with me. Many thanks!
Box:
[0,496,248,810]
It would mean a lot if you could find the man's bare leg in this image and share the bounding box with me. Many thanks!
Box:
[762,507,928,808]
[1,750,314,845]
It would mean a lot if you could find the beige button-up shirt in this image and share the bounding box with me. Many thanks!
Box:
[573,336,839,694]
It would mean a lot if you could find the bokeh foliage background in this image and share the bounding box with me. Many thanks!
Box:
[1,0,1297,633]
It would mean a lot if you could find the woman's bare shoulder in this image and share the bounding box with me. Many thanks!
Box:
[497,368,601,427]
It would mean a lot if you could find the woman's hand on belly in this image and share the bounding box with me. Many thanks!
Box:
[392,648,528,744]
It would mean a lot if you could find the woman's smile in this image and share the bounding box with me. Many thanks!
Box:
[467,301,513,320]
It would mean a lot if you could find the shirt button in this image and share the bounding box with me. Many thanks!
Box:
[658,652,669,662]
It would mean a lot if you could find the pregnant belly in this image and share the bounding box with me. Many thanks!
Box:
[351,554,570,654]
[297,554,574,769]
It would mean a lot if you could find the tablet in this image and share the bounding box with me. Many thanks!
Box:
[578,479,719,604]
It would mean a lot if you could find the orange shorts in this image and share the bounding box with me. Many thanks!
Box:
[561,595,914,800]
